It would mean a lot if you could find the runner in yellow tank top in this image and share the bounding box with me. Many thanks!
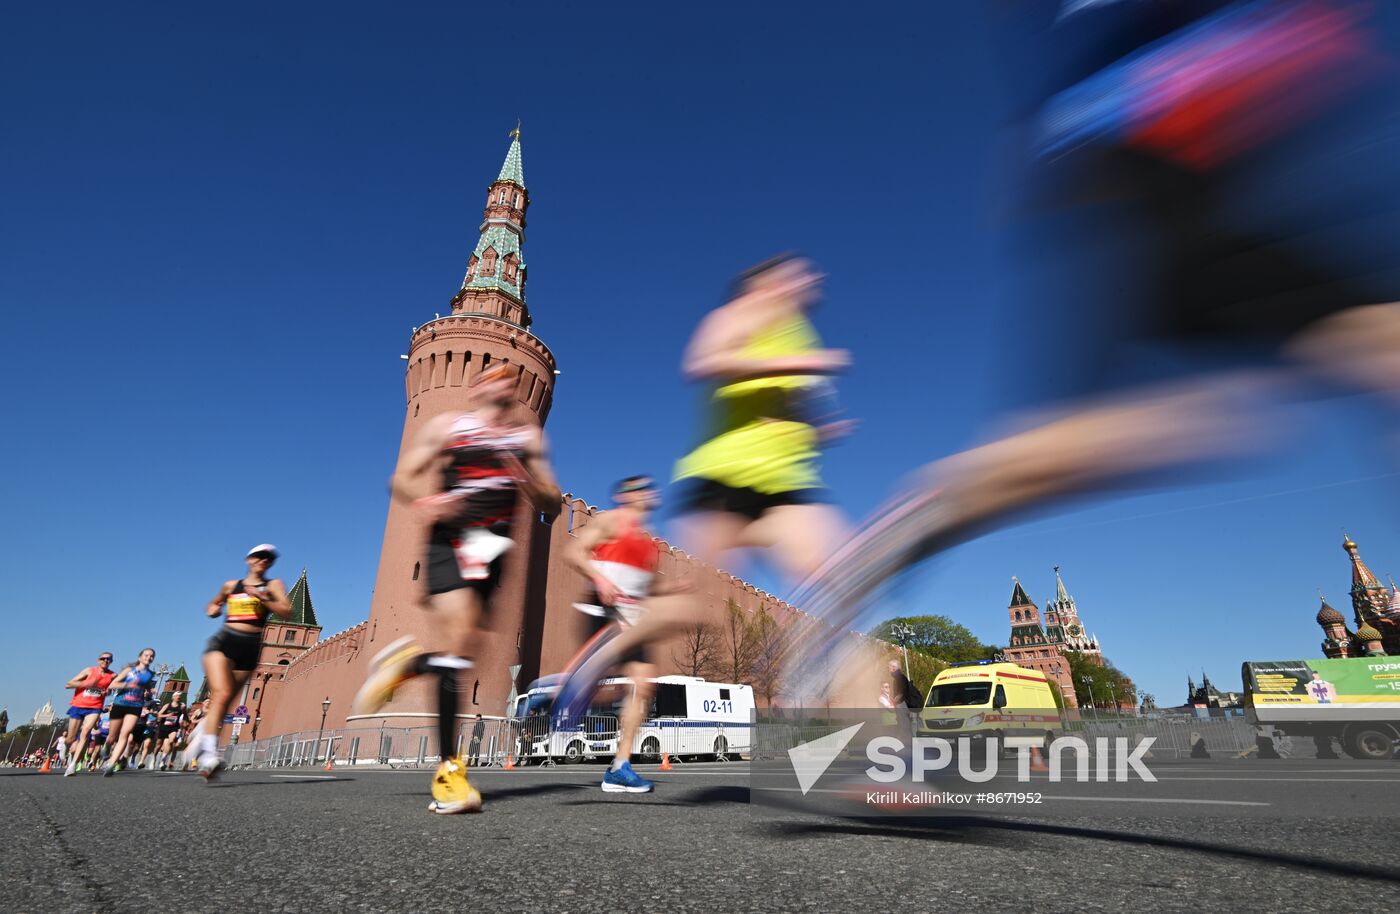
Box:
[672,254,851,582]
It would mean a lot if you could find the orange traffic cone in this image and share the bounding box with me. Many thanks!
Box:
[323,756,334,772]
[1029,746,1049,774]
[659,753,672,771]
[40,755,52,773]
[503,753,515,770]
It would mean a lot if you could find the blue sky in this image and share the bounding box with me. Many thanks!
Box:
[4,3,1400,720]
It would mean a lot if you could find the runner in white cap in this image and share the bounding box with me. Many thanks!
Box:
[192,544,290,779]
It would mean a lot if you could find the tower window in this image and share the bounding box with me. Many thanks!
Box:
[513,192,520,207]
[285,630,297,644]
[472,680,480,705]
[498,190,506,204]
[251,687,260,701]
[413,561,421,581]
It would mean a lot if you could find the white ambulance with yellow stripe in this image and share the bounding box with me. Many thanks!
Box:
[917,661,1061,748]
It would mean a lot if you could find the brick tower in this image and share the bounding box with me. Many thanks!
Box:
[355,129,559,726]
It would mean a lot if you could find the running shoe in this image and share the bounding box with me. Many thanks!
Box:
[198,757,225,781]
[63,760,78,777]
[428,756,482,814]
[352,636,423,715]
[601,761,654,793]
[101,763,116,777]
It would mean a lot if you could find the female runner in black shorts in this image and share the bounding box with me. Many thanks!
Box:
[195,544,290,778]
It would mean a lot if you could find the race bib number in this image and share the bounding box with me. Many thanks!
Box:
[450,528,514,581]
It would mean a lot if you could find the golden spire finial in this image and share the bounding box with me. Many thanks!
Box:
[510,119,521,141]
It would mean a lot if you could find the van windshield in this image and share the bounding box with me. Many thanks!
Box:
[926,682,992,707]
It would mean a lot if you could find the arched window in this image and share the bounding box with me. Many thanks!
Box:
[472,680,480,705]
[251,687,260,700]
[498,189,506,204]
[413,561,421,581]
[513,192,520,207]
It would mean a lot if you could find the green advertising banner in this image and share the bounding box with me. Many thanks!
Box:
[1245,657,1400,705]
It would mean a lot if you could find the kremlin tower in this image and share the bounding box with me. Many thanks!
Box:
[359,129,559,725]
[1002,567,1104,708]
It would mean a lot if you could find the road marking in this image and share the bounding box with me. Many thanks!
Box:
[269,774,338,780]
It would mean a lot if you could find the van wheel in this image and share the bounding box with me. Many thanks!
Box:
[714,736,729,761]
[641,737,661,762]
[1344,726,1396,760]
[564,741,585,764]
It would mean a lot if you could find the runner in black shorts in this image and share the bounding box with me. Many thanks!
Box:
[154,691,186,771]
[352,363,562,814]
[791,0,1400,693]
[103,648,157,776]
[560,475,696,793]
[134,700,160,770]
[195,545,290,779]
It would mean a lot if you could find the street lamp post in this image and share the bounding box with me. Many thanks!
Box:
[317,697,331,764]
[890,622,914,679]
[1081,675,1096,714]
[251,671,273,741]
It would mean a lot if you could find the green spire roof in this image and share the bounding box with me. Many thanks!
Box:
[168,665,190,684]
[1009,577,1034,607]
[496,130,525,188]
[1053,565,1071,604]
[283,568,319,627]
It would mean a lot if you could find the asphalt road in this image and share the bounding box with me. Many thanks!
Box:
[4,759,1399,914]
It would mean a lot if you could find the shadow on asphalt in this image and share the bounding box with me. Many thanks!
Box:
[390,783,588,801]
[767,817,1400,883]
[205,778,353,789]
[560,785,751,809]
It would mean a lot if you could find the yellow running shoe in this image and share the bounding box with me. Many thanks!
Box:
[429,756,482,814]
[352,636,422,715]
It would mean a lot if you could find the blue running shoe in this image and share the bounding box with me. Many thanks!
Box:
[601,761,654,793]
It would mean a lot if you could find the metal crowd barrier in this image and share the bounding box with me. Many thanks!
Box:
[223,714,750,769]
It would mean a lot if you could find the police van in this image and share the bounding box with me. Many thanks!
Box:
[510,675,754,763]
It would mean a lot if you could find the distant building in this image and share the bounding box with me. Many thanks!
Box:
[1184,672,1242,710]
[159,664,192,703]
[0,708,9,735]
[31,701,55,727]
[1315,535,1399,658]
[1002,567,1106,709]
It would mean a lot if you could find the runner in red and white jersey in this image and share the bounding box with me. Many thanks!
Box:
[62,650,115,776]
[353,363,562,814]
[563,475,696,793]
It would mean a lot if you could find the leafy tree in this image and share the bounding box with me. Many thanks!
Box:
[869,615,996,665]
[1064,651,1137,710]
